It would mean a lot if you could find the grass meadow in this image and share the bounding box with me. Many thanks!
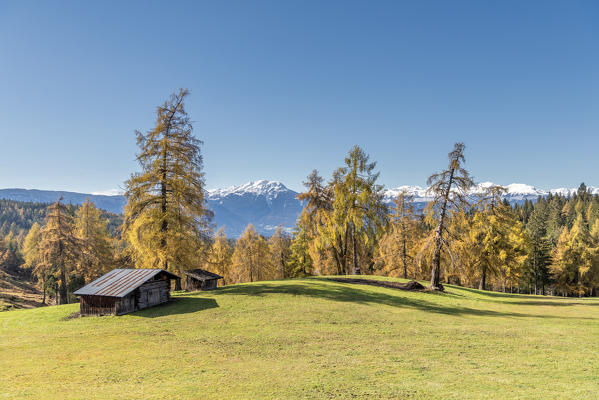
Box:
[1,276,598,399]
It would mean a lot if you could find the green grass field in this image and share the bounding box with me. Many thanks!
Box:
[1,276,598,399]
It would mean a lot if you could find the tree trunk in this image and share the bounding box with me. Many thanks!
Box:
[479,264,486,290]
[430,228,444,289]
[160,139,168,268]
[332,247,342,275]
[430,168,454,290]
[352,224,360,275]
[402,236,408,279]
[174,278,182,291]
[342,227,349,274]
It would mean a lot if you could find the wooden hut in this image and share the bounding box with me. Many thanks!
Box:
[183,269,224,291]
[73,269,180,316]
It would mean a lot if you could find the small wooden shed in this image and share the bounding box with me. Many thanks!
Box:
[73,269,180,316]
[183,269,224,291]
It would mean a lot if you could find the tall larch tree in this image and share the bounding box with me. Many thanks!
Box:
[38,198,81,304]
[551,215,598,296]
[123,89,212,285]
[269,226,292,279]
[316,146,388,275]
[75,199,113,282]
[231,224,272,283]
[426,142,474,290]
[341,146,388,274]
[288,219,313,277]
[470,186,526,291]
[206,228,233,284]
[385,191,420,278]
[23,222,47,303]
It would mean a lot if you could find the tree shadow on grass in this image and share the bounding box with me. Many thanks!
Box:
[447,285,599,307]
[214,281,595,320]
[132,297,219,318]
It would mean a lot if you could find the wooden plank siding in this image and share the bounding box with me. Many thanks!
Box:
[137,280,170,310]
[79,277,171,316]
[80,295,117,316]
[185,276,219,291]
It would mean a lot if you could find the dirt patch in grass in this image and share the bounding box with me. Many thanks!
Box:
[61,312,81,320]
[325,277,426,291]
[0,270,44,311]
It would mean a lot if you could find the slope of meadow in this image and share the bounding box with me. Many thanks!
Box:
[1,277,598,399]
[0,270,43,311]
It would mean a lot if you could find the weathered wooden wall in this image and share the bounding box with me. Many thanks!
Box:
[80,295,117,316]
[116,293,136,315]
[79,276,173,316]
[185,277,218,291]
[136,280,169,310]
[203,279,217,290]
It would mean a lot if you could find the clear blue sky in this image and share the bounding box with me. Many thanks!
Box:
[0,1,597,193]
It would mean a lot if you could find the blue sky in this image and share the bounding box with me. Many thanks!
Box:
[0,1,597,193]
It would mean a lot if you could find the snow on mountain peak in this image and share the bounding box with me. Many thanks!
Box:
[504,183,545,196]
[383,182,583,201]
[207,180,291,199]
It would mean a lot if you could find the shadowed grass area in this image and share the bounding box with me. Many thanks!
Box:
[1,277,599,399]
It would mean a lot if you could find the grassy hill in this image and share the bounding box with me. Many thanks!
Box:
[1,276,598,399]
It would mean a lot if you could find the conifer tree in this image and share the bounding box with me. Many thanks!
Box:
[75,199,113,282]
[550,215,598,296]
[342,146,388,274]
[288,220,313,277]
[269,226,292,279]
[523,201,552,294]
[426,142,473,290]
[470,187,526,290]
[38,199,81,304]
[123,89,212,283]
[23,222,47,303]
[230,224,272,283]
[316,146,388,275]
[206,228,233,284]
[376,191,420,278]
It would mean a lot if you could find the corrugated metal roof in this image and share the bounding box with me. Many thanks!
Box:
[73,269,180,298]
[183,268,223,281]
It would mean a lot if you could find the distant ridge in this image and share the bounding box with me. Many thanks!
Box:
[0,181,595,237]
[0,188,127,214]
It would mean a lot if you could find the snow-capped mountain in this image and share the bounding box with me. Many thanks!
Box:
[0,181,596,237]
[206,180,303,237]
[383,182,599,207]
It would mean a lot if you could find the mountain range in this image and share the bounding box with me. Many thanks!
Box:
[0,181,595,237]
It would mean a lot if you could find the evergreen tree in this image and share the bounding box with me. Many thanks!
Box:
[523,201,552,294]
[122,89,212,284]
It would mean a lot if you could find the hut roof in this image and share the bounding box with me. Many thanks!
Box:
[183,268,223,281]
[73,269,180,298]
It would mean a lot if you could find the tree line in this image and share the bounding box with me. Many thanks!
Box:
[4,89,599,304]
